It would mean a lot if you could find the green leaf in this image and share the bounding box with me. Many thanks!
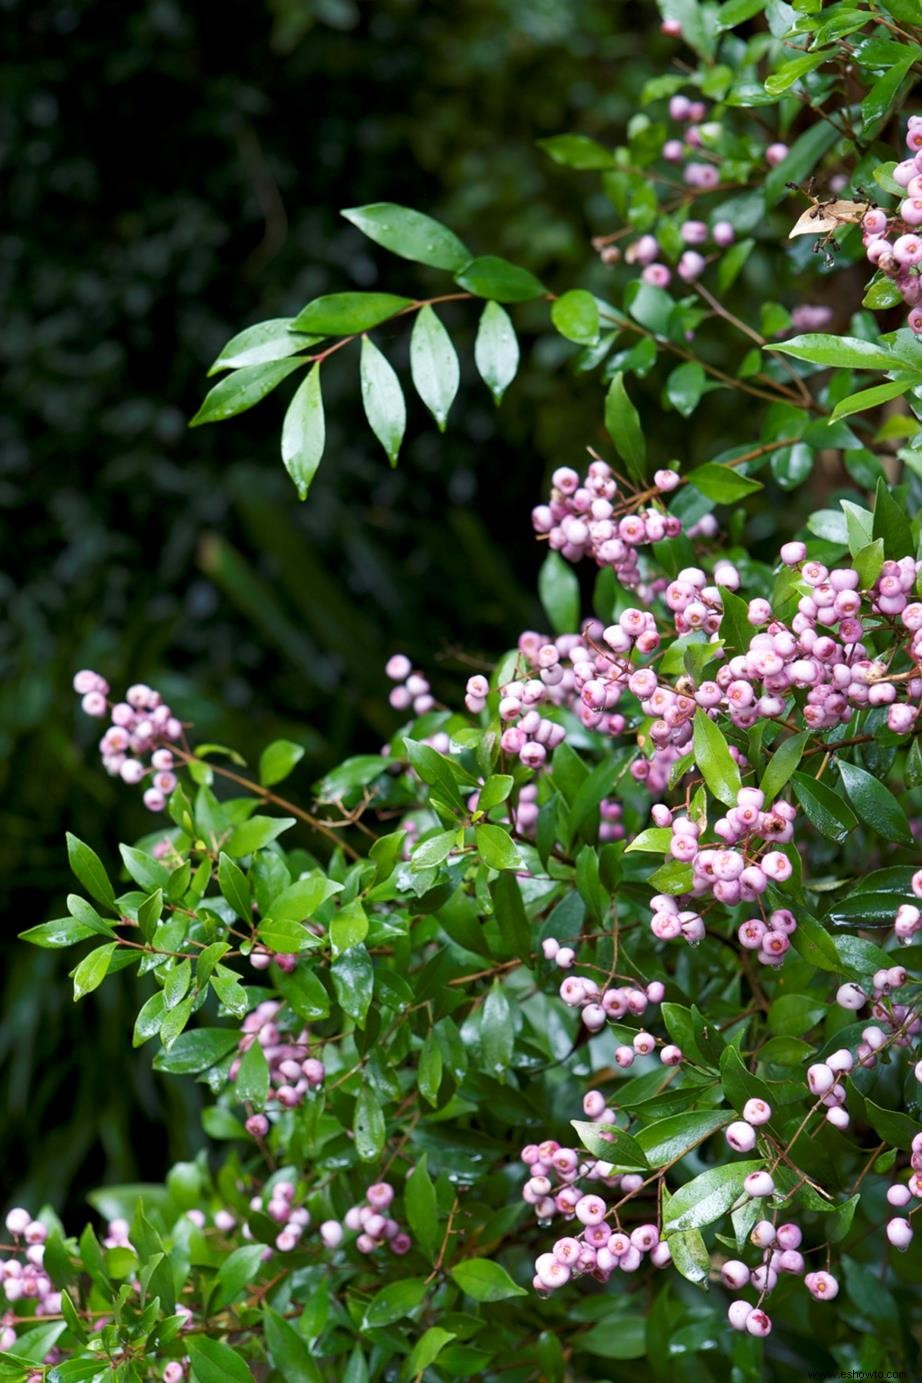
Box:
[259,739,305,787]
[772,334,897,371]
[190,358,304,426]
[403,1327,457,1379]
[119,843,171,891]
[418,1031,443,1107]
[292,292,412,335]
[664,1161,763,1232]
[360,335,406,465]
[315,755,390,802]
[792,770,858,843]
[759,731,809,802]
[225,815,296,857]
[353,1086,385,1161]
[688,463,762,502]
[768,993,826,1037]
[212,1244,266,1310]
[331,945,374,1027]
[235,1037,270,1107]
[666,361,706,417]
[481,981,515,1075]
[693,709,742,807]
[764,121,839,207]
[282,364,325,500]
[853,538,885,589]
[829,378,916,422]
[411,829,457,870]
[363,1277,428,1329]
[864,1097,918,1150]
[604,372,646,486]
[455,255,546,303]
[764,49,832,95]
[449,1259,526,1301]
[66,833,116,909]
[71,942,117,1000]
[330,899,369,953]
[478,774,514,811]
[571,1120,649,1171]
[410,305,459,431]
[341,202,471,271]
[537,133,614,169]
[405,1153,439,1261]
[625,827,673,854]
[719,1045,771,1114]
[489,871,532,960]
[267,874,342,923]
[208,318,320,374]
[474,301,519,404]
[538,550,580,634]
[667,1227,710,1285]
[836,759,913,844]
[872,474,914,560]
[20,917,106,949]
[163,957,191,1010]
[475,823,521,871]
[187,1335,255,1383]
[152,1028,240,1074]
[551,290,600,345]
[861,52,916,127]
[635,1110,730,1167]
[263,1305,322,1383]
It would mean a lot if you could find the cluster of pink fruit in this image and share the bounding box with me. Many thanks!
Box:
[73,671,182,812]
[724,1219,839,1339]
[863,118,922,333]
[230,1000,325,1134]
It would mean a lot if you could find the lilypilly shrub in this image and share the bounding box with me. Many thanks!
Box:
[8,3,922,1380]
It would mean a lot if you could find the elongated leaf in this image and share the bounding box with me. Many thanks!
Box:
[235,1037,269,1107]
[836,759,913,844]
[410,305,459,431]
[688,462,762,502]
[481,981,514,1075]
[474,823,521,871]
[405,1153,439,1261]
[353,1086,385,1160]
[292,292,411,335]
[664,1161,762,1232]
[538,551,580,635]
[792,770,857,842]
[190,358,304,426]
[341,203,471,271]
[208,318,320,374]
[474,301,519,403]
[282,364,325,500]
[72,942,117,1000]
[363,1277,427,1329]
[66,833,116,910]
[759,731,808,802]
[693,709,741,806]
[455,255,545,303]
[635,1110,730,1166]
[571,1120,649,1171]
[449,1259,526,1301]
[360,336,406,465]
[772,334,897,371]
[604,372,646,486]
[537,133,614,169]
[829,378,916,422]
[187,1336,254,1383]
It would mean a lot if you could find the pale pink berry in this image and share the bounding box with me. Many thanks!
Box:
[726,1121,757,1152]
[836,982,865,1011]
[163,1365,184,1383]
[320,1220,343,1248]
[746,1308,772,1336]
[743,1099,771,1126]
[886,1216,913,1250]
[4,1208,30,1236]
[807,1063,835,1096]
[805,1270,839,1300]
[721,1259,750,1289]
[728,1300,753,1330]
[765,143,788,167]
[744,1170,774,1198]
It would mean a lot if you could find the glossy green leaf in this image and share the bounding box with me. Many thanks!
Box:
[292,292,411,335]
[759,731,809,802]
[688,463,762,502]
[357,340,407,472]
[829,378,916,422]
[187,1335,254,1383]
[604,372,646,486]
[837,759,913,844]
[537,133,614,169]
[666,361,706,417]
[66,833,116,909]
[571,1120,649,1171]
[481,981,515,1075]
[259,739,305,787]
[474,301,519,403]
[341,202,470,271]
[263,1306,321,1383]
[225,815,296,857]
[211,1244,266,1310]
[693,709,742,806]
[551,289,600,344]
[331,944,374,1027]
[353,1085,386,1160]
[71,942,117,1001]
[404,1153,439,1261]
[190,358,304,426]
[664,1161,762,1232]
[363,1277,428,1329]
[208,318,320,374]
[538,550,580,634]
[792,770,858,843]
[449,1258,527,1301]
[455,255,545,303]
[772,334,897,371]
[235,1036,270,1107]
[281,364,325,500]
[635,1110,730,1166]
[410,304,459,431]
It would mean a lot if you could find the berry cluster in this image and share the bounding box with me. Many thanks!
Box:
[863,119,922,333]
[339,1182,412,1256]
[531,461,681,590]
[245,1177,312,1254]
[0,1208,57,1329]
[724,1218,838,1340]
[230,1000,325,1132]
[73,671,182,812]
[385,654,435,716]
[546,936,667,1040]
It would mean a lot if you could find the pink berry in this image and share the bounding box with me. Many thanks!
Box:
[886,1216,914,1250]
[744,1170,774,1198]
[726,1121,757,1152]
[765,143,788,167]
[804,1270,839,1301]
[742,1099,771,1126]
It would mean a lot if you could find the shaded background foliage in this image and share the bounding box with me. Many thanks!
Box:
[2,0,829,1214]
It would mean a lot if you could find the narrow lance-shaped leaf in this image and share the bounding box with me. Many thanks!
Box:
[190,358,304,427]
[836,759,913,845]
[410,305,459,432]
[693,709,742,807]
[474,301,518,404]
[292,292,412,335]
[207,318,321,374]
[604,372,646,486]
[341,202,471,271]
[282,364,325,500]
[360,335,406,465]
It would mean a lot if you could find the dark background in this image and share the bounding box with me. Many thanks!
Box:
[1,0,819,1217]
